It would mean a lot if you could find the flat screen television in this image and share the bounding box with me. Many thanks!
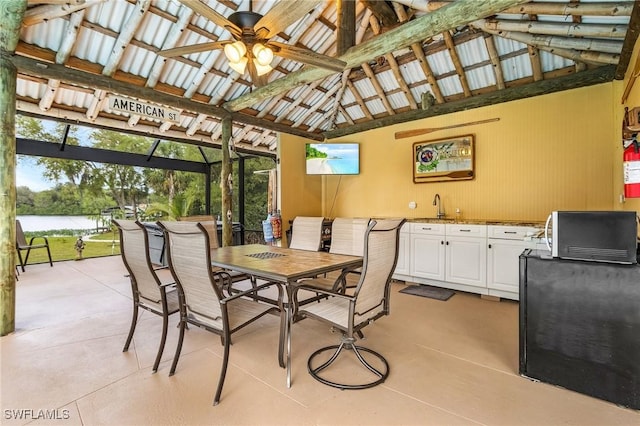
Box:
[305,143,360,175]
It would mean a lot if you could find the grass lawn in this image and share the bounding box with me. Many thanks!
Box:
[18,233,121,266]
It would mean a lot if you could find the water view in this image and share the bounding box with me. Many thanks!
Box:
[17,215,106,233]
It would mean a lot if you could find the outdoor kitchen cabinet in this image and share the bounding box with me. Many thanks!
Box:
[487,225,539,300]
[444,224,487,289]
[409,223,446,282]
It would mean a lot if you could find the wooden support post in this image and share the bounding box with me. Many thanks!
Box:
[220,117,232,247]
[0,0,27,336]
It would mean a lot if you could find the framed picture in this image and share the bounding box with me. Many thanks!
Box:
[413,134,475,183]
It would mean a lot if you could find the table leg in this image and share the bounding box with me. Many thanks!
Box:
[286,290,292,388]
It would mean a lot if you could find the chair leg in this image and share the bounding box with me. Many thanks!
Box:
[123,303,139,352]
[24,248,32,268]
[17,250,26,272]
[152,312,169,373]
[307,336,389,390]
[169,317,187,376]
[45,245,53,267]
[213,328,231,406]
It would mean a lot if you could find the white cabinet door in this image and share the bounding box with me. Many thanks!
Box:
[393,227,410,277]
[487,239,532,298]
[445,235,487,288]
[410,233,445,281]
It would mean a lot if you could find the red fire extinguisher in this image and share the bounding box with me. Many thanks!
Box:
[624,139,640,198]
[270,210,282,239]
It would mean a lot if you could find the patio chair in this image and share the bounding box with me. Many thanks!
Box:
[178,215,250,285]
[288,216,324,251]
[15,219,52,272]
[292,218,406,389]
[158,220,285,406]
[113,219,180,373]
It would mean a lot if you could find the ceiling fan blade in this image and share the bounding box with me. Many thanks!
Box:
[254,0,322,39]
[177,0,242,37]
[159,41,228,58]
[269,41,346,73]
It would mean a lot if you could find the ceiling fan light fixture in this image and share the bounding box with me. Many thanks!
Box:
[253,43,274,67]
[224,41,247,63]
[253,59,273,76]
[229,56,248,74]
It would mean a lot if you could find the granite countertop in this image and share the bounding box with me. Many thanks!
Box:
[405,218,545,227]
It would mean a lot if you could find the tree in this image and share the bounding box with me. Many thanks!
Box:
[16,186,35,214]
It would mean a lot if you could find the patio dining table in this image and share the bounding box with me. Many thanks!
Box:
[208,243,363,387]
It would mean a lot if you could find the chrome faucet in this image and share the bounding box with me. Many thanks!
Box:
[433,193,445,219]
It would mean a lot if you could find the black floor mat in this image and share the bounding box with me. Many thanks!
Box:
[399,284,455,301]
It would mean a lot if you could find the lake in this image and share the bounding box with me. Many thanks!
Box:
[17,215,107,232]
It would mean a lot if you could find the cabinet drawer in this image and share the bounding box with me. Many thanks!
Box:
[410,222,445,235]
[488,225,539,240]
[445,224,486,237]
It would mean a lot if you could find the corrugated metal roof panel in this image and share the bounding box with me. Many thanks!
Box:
[493,36,527,57]
[400,61,426,85]
[427,50,455,77]
[388,92,410,110]
[456,37,489,67]
[467,65,497,91]
[540,50,574,72]
[438,75,464,97]
[501,55,533,82]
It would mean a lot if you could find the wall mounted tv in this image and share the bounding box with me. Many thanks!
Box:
[305,143,360,175]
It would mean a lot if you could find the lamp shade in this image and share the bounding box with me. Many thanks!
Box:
[252,43,274,67]
[253,59,273,76]
[228,56,248,74]
[224,41,247,63]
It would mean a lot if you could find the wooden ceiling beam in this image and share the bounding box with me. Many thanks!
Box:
[528,45,544,82]
[224,0,531,112]
[336,0,356,56]
[392,2,445,105]
[443,30,472,97]
[481,19,627,39]
[11,55,324,141]
[425,1,634,16]
[360,0,398,28]
[22,0,104,26]
[370,14,417,110]
[346,79,374,120]
[484,35,506,90]
[323,65,616,139]
[474,19,625,54]
[16,100,276,156]
[615,0,640,79]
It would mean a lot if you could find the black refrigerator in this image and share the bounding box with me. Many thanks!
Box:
[519,250,640,410]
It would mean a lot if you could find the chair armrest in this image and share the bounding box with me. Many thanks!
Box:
[291,282,354,318]
[27,236,49,245]
[220,280,284,304]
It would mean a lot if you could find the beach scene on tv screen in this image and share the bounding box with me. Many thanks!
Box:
[306,143,359,175]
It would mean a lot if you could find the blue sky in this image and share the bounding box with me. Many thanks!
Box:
[16,157,57,191]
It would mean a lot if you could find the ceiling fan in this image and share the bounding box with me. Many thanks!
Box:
[160,0,347,86]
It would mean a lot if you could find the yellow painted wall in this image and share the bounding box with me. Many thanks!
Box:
[280,82,616,223]
[278,134,323,239]
[618,37,640,215]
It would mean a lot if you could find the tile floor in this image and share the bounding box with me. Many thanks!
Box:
[2,256,639,425]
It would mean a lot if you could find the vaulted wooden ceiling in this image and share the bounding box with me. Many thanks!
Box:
[13,0,639,156]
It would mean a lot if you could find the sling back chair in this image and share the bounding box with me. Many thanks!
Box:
[178,215,250,285]
[113,219,180,373]
[305,217,370,293]
[158,220,285,406]
[16,219,53,272]
[288,216,324,251]
[292,218,406,390]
